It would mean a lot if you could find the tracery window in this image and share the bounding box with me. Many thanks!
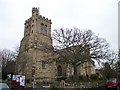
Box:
[57,65,62,76]
[41,23,47,33]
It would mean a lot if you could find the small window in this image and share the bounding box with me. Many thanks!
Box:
[31,24,34,27]
[32,20,34,23]
[41,23,44,30]
[32,66,35,77]
[42,61,46,69]
[44,25,47,31]
[26,25,28,28]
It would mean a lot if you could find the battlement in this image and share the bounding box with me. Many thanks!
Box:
[24,7,52,25]
[25,17,32,24]
[39,15,52,24]
[24,15,52,25]
[32,7,39,13]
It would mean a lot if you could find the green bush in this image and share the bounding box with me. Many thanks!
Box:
[79,75,90,82]
[67,75,74,82]
[79,75,84,81]
[2,72,7,80]
[90,74,99,80]
[51,84,60,90]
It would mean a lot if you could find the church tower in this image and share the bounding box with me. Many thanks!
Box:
[16,7,56,83]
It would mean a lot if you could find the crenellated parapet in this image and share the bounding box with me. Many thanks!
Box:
[32,7,39,16]
[32,7,39,12]
[32,7,51,23]
[24,17,32,25]
[39,15,52,24]
[24,7,52,25]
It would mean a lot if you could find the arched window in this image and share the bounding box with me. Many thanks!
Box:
[41,23,47,32]
[57,65,62,76]
[44,25,47,31]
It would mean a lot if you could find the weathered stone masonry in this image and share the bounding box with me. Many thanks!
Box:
[16,7,95,84]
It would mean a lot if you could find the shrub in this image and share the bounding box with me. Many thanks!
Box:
[79,75,90,82]
[67,75,74,82]
[79,75,84,81]
[90,74,99,80]
[2,72,7,80]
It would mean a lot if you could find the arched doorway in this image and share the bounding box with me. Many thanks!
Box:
[57,65,66,81]
[57,65,62,76]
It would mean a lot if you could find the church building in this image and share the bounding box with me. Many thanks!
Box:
[16,7,95,84]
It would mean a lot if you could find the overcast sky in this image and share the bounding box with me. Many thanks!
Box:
[0,0,119,51]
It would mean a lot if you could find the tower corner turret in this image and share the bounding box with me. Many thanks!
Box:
[32,7,39,16]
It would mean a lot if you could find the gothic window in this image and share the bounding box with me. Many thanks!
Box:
[42,61,46,69]
[41,23,47,33]
[44,25,47,31]
[57,65,62,76]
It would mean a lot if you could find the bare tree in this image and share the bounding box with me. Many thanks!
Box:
[114,49,120,74]
[14,44,20,56]
[0,49,2,66]
[1,49,16,66]
[52,28,116,80]
[0,49,17,79]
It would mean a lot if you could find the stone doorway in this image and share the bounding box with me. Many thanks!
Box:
[57,65,62,76]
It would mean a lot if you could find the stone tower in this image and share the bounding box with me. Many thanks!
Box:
[16,7,56,83]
